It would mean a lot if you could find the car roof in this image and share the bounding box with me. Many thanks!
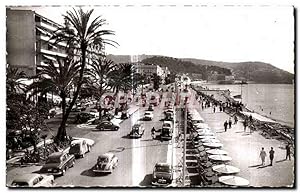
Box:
[71,140,83,145]
[98,152,114,160]
[155,162,171,167]
[145,111,153,113]
[163,121,173,124]
[133,123,141,127]
[12,174,41,183]
[49,152,64,158]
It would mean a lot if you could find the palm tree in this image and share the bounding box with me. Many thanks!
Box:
[36,56,81,141]
[6,65,27,94]
[49,8,117,141]
[86,57,116,119]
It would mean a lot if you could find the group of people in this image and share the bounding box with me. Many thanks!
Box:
[259,143,292,166]
[223,115,238,132]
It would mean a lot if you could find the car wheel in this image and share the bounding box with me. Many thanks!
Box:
[115,127,118,131]
[82,153,85,158]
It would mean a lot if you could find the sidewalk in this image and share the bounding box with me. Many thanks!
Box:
[198,106,294,187]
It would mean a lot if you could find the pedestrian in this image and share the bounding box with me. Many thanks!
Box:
[243,120,247,132]
[249,115,253,123]
[219,105,222,112]
[213,106,216,113]
[259,147,267,165]
[269,147,275,166]
[234,115,238,124]
[224,121,228,132]
[228,117,232,129]
[151,127,156,139]
[285,143,291,160]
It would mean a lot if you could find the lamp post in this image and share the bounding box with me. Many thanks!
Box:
[41,134,47,160]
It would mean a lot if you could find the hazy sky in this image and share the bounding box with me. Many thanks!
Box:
[10,5,294,73]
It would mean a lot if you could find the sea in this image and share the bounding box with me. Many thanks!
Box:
[201,84,295,128]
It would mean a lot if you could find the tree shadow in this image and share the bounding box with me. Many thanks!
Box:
[242,133,251,136]
[121,135,131,139]
[216,131,225,133]
[139,174,153,187]
[235,131,244,133]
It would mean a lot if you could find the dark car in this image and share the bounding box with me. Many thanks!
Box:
[152,163,173,186]
[148,104,154,111]
[121,111,129,119]
[40,152,75,176]
[96,121,120,131]
[129,124,145,138]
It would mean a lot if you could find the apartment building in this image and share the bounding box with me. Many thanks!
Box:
[6,8,67,76]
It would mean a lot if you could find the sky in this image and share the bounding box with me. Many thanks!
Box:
[8,5,295,73]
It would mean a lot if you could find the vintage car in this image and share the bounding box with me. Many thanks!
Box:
[152,163,173,186]
[149,95,159,106]
[96,121,120,131]
[129,124,145,138]
[144,111,154,121]
[10,174,54,187]
[39,152,75,176]
[92,153,119,174]
[121,111,129,120]
[161,127,173,141]
[148,104,154,111]
[164,111,174,121]
[69,139,91,158]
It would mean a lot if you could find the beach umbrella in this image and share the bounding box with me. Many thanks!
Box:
[203,143,223,148]
[208,155,232,162]
[213,164,240,174]
[206,149,228,155]
[195,123,210,129]
[196,135,216,139]
[198,132,215,136]
[218,176,249,186]
[201,138,221,143]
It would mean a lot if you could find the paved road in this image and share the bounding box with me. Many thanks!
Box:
[7,93,175,187]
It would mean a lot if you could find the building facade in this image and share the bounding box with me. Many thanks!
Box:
[6,9,67,76]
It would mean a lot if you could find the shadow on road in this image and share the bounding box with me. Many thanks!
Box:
[80,168,110,177]
[121,135,131,139]
[276,159,287,163]
[235,131,244,133]
[216,131,225,133]
[139,174,152,187]
[123,143,168,150]
[248,164,262,168]
[242,133,251,136]
[257,165,271,169]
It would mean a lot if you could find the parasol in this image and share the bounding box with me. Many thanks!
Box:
[218,176,249,186]
[212,164,240,174]
[208,155,232,162]
[206,149,228,155]
[203,143,223,148]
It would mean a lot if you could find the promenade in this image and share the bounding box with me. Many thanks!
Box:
[197,105,294,187]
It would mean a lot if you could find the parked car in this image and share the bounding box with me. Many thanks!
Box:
[129,123,145,138]
[144,111,154,121]
[148,104,154,111]
[89,109,99,118]
[11,174,54,187]
[69,139,91,158]
[164,112,174,121]
[152,163,173,186]
[96,121,120,131]
[92,153,119,174]
[40,152,75,176]
[161,127,173,140]
[149,95,159,106]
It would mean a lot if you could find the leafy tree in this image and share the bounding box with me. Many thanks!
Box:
[152,73,162,91]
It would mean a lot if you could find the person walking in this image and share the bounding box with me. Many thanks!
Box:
[228,118,232,129]
[213,106,216,113]
[243,120,247,132]
[285,143,291,160]
[234,115,238,124]
[269,147,275,166]
[151,127,156,139]
[224,120,228,132]
[259,147,267,165]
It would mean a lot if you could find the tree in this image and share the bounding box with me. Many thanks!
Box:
[6,65,27,94]
[50,8,117,141]
[152,73,162,91]
[35,56,81,142]
[86,57,116,119]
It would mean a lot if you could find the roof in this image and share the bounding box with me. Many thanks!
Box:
[12,174,40,183]
[99,152,114,160]
[71,140,82,145]
[49,152,64,158]
[155,162,171,167]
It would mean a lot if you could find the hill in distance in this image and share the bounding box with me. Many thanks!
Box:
[106,54,294,84]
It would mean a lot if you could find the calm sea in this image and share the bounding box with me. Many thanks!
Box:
[203,84,295,127]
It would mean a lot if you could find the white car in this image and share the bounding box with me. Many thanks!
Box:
[144,111,154,120]
[69,139,91,158]
[11,174,54,187]
[92,153,119,174]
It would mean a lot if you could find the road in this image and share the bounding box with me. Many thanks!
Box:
[7,92,177,187]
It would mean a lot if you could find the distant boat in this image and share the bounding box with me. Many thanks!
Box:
[233,94,242,99]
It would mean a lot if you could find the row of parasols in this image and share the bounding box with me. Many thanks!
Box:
[186,122,250,187]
